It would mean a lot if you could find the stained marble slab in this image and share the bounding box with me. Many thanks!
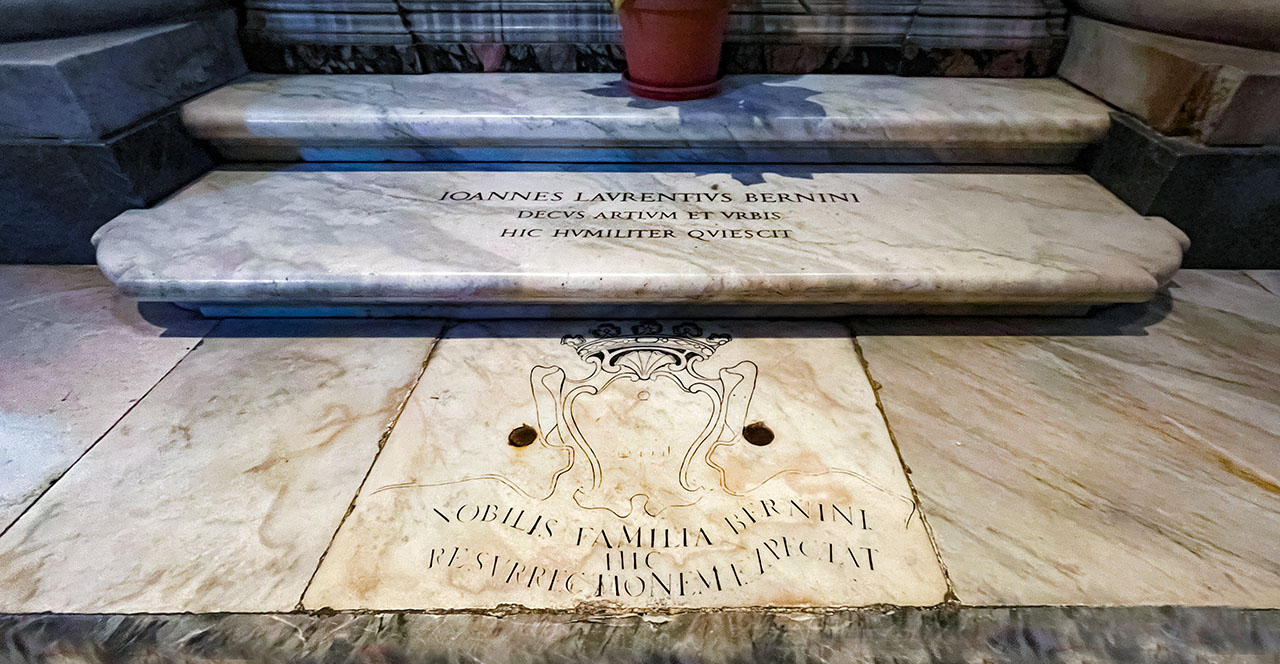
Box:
[92,167,1187,310]
[0,319,442,613]
[0,267,213,532]
[304,320,947,610]
[1060,17,1280,146]
[854,270,1280,606]
[181,74,1111,163]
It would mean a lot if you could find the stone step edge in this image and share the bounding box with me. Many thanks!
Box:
[182,73,1112,164]
[93,166,1187,315]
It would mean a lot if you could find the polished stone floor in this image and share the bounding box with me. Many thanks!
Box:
[0,266,1278,617]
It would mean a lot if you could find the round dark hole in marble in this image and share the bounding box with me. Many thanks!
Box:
[742,422,775,446]
[508,425,538,447]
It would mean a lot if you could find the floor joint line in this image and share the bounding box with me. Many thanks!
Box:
[0,321,220,542]
[294,320,456,610]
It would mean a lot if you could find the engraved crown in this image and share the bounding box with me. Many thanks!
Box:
[561,321,731,379]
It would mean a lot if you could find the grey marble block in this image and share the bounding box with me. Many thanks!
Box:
[0,111,214,264]
[1087,113,1280,269]
[0,0,229,43]
[0,11,247,140]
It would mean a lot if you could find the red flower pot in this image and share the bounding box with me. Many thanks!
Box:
[618,0,732,101]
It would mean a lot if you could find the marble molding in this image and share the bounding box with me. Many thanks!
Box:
[0,267,213,531]
[93,167,1187,310]
[1087,112,1280,268]
[0,109,214,264]
[238,0,1066,75]
[1060,17,1280,146]
[0,319,442,613]
[0,12,246,141]
[1073,0,1280,52]
[2,608,1278,664]
[304,320,947,610]
[181,74,1112,163]
[239,39,426,74]
[854,270,1280,607]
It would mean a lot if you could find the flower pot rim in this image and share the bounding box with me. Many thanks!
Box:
[618,0,731,9]
[623,71,722,101]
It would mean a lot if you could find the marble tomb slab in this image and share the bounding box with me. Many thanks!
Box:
[181,74,1110,163]
[0,266,213,531]
[93,168,1188,312]
[304,320,947,610]
[854,270,1280,606]
[0,319,442,613]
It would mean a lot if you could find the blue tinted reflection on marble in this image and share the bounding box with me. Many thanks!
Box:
[183,74,1111,163]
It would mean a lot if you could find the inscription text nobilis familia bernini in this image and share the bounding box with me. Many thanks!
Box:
[304,321,948,610]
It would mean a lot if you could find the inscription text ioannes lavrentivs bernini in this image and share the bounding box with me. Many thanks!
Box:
[438,189,863,237]
[438,190,862,203]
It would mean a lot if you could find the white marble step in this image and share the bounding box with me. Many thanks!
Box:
[93,165,1187,316]
[183,74,1111,164]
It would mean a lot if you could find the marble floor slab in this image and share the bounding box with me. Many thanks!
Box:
[304,320,947,610]
[854,270,1280,607]
[183,74,1111,163]
[93,167,1188,309]
[0,266,213,531]
[0,318,442,613]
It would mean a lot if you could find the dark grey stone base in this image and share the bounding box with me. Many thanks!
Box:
[0,111,213,264]
[0,607,1276,663]
[1086,113,1280,269]
[0,11,247,140]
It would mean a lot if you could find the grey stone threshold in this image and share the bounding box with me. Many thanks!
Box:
[2,607,1276,663]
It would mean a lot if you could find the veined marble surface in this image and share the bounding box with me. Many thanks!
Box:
[855,270,1280,607]
[304,320,947,610]
[0,319,442,613]
[93,168,1187,308]
[182,74,1110,163]
[1247,270,1280,296]
[0,266,212,531]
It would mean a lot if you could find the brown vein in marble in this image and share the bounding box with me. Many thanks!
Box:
[1243,271,1280,298]
[294,324,449,611]
[849,332,961,605]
